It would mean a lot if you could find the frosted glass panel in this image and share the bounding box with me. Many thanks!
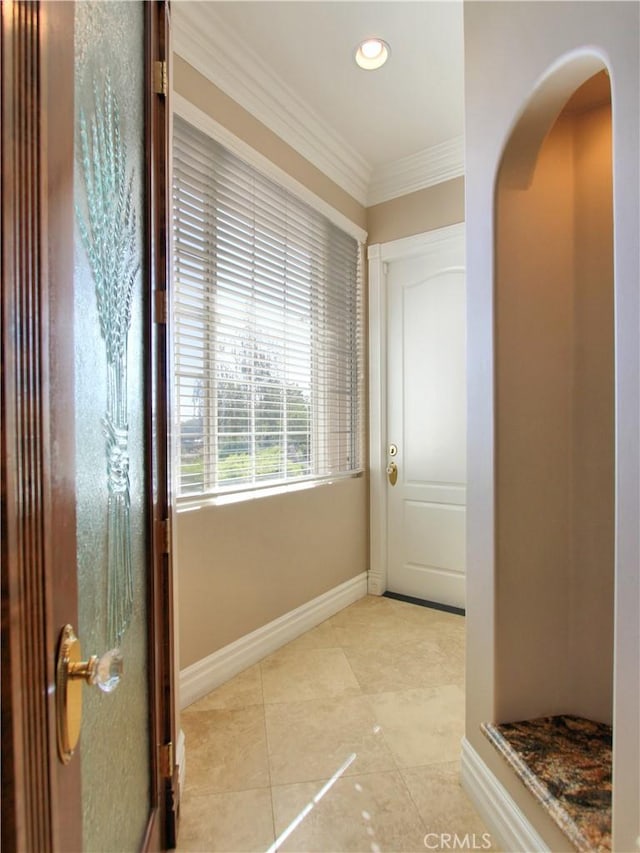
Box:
[74,3,149,850]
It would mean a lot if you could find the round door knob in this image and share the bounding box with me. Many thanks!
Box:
[91,648,124,693]
[68,647,124,693]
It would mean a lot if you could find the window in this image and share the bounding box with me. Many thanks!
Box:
[172,116,364,499]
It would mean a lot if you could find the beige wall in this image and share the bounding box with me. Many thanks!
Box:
[366,177,464,244]
[177,477,368,668]
[570,102,614,722]
[495,103,614,726]
[495,115,576,722]
[173,53,369,671]
[464,2,639,849]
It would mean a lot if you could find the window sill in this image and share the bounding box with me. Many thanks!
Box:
[176,469,364,514]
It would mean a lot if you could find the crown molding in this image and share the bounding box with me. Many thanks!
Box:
[173,6,464,209]
[367,136,465,207]
[173,4,371,206]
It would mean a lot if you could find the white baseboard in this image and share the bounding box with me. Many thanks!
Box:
[367,568,386,596]
[179,572,368,709]
[461,738,549,853]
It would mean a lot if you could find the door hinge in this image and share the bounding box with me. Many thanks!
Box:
[153,60,167,97]
[159,740,174,779]
[154,289,167,325]
[156,517,170,555]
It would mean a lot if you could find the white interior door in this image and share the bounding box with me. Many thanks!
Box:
[385,232,466,608]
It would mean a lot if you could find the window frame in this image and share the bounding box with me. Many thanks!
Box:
[171,95,367,506]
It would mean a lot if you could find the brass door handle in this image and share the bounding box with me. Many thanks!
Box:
[387,461,398,486]
[56,624,123,764]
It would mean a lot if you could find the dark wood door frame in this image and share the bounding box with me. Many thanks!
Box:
[145,1,179,849]
[1,2,176,849]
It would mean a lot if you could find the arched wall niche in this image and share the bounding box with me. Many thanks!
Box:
[494,58,614,726]
[498,52,607,189]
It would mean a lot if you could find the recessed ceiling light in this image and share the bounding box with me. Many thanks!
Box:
[355,38,390,71]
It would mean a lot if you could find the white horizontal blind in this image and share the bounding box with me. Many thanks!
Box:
[173,116,363,498]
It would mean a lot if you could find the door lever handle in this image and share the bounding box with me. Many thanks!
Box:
[56,624,123,764]
[387,461,398,486]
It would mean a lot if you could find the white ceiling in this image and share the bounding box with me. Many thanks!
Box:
[173,1,465,205]
[207,1,464,166]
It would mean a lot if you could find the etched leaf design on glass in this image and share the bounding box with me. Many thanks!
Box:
[76,74,139,648]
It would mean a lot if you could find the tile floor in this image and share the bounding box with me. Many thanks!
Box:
[177,594,497,853]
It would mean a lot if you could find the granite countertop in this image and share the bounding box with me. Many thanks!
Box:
[482,715,612,852]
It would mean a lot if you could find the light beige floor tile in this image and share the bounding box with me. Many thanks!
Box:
[381,599,466,641]
[271,771,428,853]
[429,615,466,657]
[261,646,361,704]
[344,638,464,694]
[265,695,396,786]
[177,600,473,852]
[381,596,460,626]
[279,619,341,651]
[402,762,501,851]
[368,685,465,768]
[326,601,432,649]
[182,706,270,795]
[177,788,274,852]
[328,594,404,623]
[186,665,263,713]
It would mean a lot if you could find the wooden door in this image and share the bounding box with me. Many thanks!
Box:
[1,2,176,849]
[385,229,467,608]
